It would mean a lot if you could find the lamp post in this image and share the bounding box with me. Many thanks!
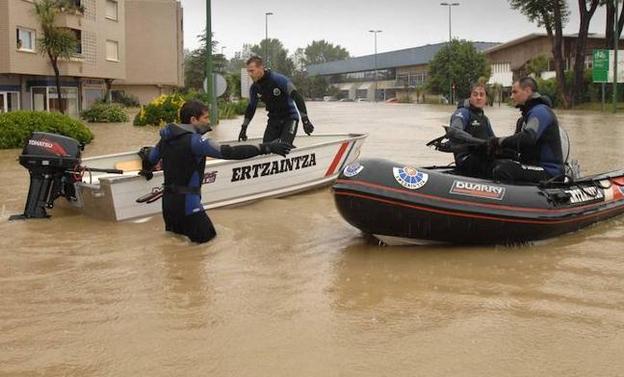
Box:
[441,2,460,105]
[265,12,273,66]
[369,29,382,102]
[205,0,217,126]
[613,0,619,113]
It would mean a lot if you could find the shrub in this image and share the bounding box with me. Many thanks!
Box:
[111,91,140,107]
[133,93,249,126]
[80,103,129,123]
[133,93,186,127]
[0,111,94,149]
[535,77,561,107]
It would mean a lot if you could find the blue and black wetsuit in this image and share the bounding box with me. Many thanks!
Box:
[147,123,275,243]
[448,99,495,178]
[243,70,309,144]
[493,93,566,183]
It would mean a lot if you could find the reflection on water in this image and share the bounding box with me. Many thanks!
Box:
[1,103,624,376]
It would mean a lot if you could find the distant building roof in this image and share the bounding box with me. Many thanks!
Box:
[483,32,613,54]
[307,41,500,76]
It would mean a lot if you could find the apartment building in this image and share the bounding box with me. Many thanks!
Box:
[0,0,183,116]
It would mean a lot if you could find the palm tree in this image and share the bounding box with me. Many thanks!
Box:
[33,0,78,114]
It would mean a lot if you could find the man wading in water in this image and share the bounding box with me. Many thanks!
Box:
[139,100,293,243]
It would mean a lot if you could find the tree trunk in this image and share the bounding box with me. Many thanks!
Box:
[620,5,624,39]
[608,1,624,49]
[553,1,569,108]
[50,54,64,114]
[104,79,113,103]
[571,0,599,106]
[606,1,615,49]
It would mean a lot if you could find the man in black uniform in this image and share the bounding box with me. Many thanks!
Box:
[139,100,293,244]
[490,77,566,183]
[238,56,314,144]
[447,82,496,178]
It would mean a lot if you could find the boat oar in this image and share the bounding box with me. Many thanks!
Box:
[80,167,124,174]
[136,186,164,204]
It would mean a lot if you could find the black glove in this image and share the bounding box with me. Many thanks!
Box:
[301,116,314,135]
[486,137,500,159]
[139,169,154,181]
[238,125,248,142]
[259,140,294,157]
[137,146,155,181]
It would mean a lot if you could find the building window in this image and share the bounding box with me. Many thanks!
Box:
[106,40,119,61]
[31,87,79,116]
[70,29,82,54]
[0,92,21,113]
[105,0,118,20]
[16,27,35,51]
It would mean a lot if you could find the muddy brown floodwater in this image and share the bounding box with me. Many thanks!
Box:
[1,102,624,376]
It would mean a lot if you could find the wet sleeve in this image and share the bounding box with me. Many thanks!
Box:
[501,107,554,149]
[447,109,475,141]
[450,109,469,131]
[287,81,308,119]
[147,141,161,165]
[220,144,262,160]
[190,135,223,159]
[243,85,259,126]
[500,117,539,149]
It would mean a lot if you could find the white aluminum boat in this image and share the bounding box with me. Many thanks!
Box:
[69,133,367,221]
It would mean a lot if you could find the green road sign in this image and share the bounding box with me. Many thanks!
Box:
[593,49,609,83]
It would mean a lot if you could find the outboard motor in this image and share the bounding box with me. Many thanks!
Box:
[10,132,82,220]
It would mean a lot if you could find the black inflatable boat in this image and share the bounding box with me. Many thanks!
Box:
[333,158,624,245]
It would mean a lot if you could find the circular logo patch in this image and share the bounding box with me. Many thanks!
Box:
[273,88,281,96]
[343,162,364,178]
[393,166,428,190]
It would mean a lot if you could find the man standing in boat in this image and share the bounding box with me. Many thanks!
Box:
[138,100,293,244]
[238,56,314,144]
[489,77,566,183]
[447,82,496,178]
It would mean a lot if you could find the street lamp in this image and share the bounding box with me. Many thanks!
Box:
[369,29,382,102]
[441,2,460,104]
[613,0,619,113]
[265,12,273,66]
[205,0,217,126]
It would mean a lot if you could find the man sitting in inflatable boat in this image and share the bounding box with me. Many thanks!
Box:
[447,82,496,178]
[439,77,568,184]
[490,77,567,184]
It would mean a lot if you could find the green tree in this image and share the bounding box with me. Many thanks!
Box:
[571,0,600,105]
[302,40,350,66]
[227,44,253,73]
[427,40,491,101]
[225,72,241,99]
[33,0,79,114]
[605,0,624,49]
[526,54,550,77]
[509,0,570,107]
[292,72,331,99]
[184,32,227,91]
[250,39,295,76]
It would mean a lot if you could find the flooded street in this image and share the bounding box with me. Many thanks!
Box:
[1,102,624,376]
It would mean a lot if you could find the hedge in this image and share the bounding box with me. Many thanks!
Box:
[81,103,129,123]
[133,93,249,127]
[0,111,94,149]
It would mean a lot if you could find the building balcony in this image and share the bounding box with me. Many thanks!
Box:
[59,55,85,76]
[54,12,84,29]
